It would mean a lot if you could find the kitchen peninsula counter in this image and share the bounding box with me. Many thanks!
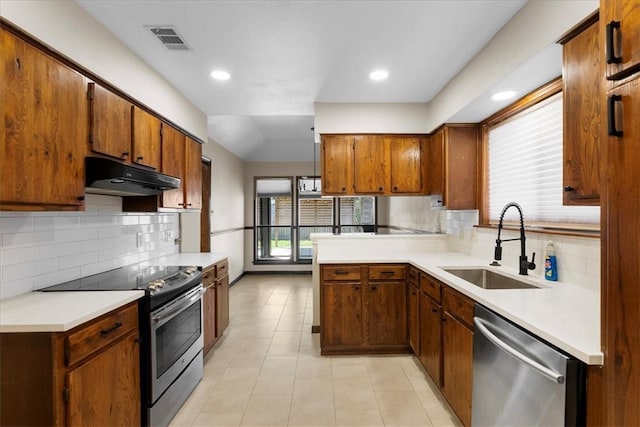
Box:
[312,233,602,365]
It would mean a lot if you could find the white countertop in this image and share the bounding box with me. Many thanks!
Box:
[0,253,228,334]
[0,290,144,333]
[318,251,602,365]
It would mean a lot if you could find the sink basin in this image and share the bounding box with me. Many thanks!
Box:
[442,268,540,290]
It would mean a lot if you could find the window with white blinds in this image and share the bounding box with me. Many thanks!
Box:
[488,93,600,227]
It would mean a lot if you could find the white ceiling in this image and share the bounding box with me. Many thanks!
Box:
[76,0,529,161]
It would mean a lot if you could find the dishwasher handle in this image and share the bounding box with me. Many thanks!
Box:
[473,317,565,384]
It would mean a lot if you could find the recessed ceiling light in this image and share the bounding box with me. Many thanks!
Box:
[369,70,389,81]
[210,70,230,81]
[491,90,516,101]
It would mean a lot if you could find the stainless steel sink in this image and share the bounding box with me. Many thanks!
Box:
[442,268,540,290]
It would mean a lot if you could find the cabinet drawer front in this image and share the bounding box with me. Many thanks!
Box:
[408,267,420,285]
[66,303,138,366]
[420,274,441,303]
[443,287,474,328]
[215,259,229,279]
[322,265,361,281]
[202,265,215,286]
[369,265,406,280]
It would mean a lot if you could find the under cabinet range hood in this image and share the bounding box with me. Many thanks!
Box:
[85,157,180,196]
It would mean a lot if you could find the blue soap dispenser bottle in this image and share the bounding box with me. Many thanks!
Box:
[544,242,558,281]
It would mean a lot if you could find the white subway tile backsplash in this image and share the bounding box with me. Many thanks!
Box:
[0,247,34,266]
[0,195,179,298]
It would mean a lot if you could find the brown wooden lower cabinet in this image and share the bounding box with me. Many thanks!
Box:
[407,281,420,354]
[203,258,230,355]
[419,291,442,386]
[0,302,140,426]
[441,311,474,427]
[320,264,409,354]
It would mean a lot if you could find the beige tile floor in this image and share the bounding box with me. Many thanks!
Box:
[170,274,462,427]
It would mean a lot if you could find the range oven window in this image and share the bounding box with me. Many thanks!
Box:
[154,299,202,378]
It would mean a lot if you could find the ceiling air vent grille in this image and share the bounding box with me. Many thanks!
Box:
[146,26,190,51]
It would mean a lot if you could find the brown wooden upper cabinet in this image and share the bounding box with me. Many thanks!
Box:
[1,29,86,210]
[427,125,479,210]
[88,82,132,161]
[353,135,386,194]
[560,13,601,206]
[602,0,640,81]
[321,135,354,194]
[390,135,424,193]
[321,134,427,196]
[132,106,161,170]
[160,125,202,210]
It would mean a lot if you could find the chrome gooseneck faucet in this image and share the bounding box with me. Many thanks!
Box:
[492,202,536,275]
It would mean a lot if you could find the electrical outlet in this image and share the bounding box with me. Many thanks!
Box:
[164,230,174,242]
[136,231,143,248]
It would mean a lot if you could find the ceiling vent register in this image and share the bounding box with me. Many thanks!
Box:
[146,26,190,51]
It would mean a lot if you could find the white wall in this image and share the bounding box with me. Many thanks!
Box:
[314,103,430,134]
[0,0,207,140]
[244,161,315,272]
[0,195,179,299]
[206,139,246,282]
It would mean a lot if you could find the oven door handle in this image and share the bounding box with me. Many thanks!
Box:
[152,286,204,327]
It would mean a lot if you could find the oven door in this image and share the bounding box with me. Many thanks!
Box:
[149,285,204,403]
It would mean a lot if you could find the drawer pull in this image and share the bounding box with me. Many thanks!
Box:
[380,271,395,274]
[334,270,350,275]
[100,322,123,337]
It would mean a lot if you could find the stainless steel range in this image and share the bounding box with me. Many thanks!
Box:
[42,264,204,427]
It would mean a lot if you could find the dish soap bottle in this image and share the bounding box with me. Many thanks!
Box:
[544,242,558,281]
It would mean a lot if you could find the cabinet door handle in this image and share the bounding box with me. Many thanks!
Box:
[608,94,623,137]
[100,322,123,337]
[412,291,417,296]
[354,285,360,290]
[122,152,129,157]
[178,203,185,206]
[432,308,439,313]
[371,286,377,291]
[137,156,144,161]
[379,187,383,191]
[606,21,622,65]
[341,187,346,191]
[563,186,574,192]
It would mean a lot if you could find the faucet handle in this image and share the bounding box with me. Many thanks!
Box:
[529,252,536,270]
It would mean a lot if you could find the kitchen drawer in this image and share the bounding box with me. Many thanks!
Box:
[443,287,474,329]
[215,259,229,279]
[322,265,361,281]
[66,303,138,366]
[420,274,442,303]
[202,264,215,286]
[408,266,419,285]
[369,265,406,281]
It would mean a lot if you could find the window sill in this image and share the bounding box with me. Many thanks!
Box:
[475,224,600,239]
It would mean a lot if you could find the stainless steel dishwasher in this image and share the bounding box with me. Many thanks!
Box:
[472,305,585,426]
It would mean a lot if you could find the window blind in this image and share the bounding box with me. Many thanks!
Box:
[488,93,600,226]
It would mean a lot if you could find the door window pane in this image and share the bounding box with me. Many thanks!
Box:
[256,178,292,261]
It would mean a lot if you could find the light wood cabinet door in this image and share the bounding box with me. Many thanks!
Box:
[368,281,407,346]
[442,311,473,427]
[89,82,132,160]
[562,17,602,205]
[353,135,386,194]
[408,283,420,354]
[1,30,86,209]
[390,136,423,193]
[321,135,353,195]
[602,0,640,81]
[132,106,161,170]
[419,294,442,386]
[67,331,140,427]
[322,282,363,347]
[160,123,186,208]
[185,137,203,209]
